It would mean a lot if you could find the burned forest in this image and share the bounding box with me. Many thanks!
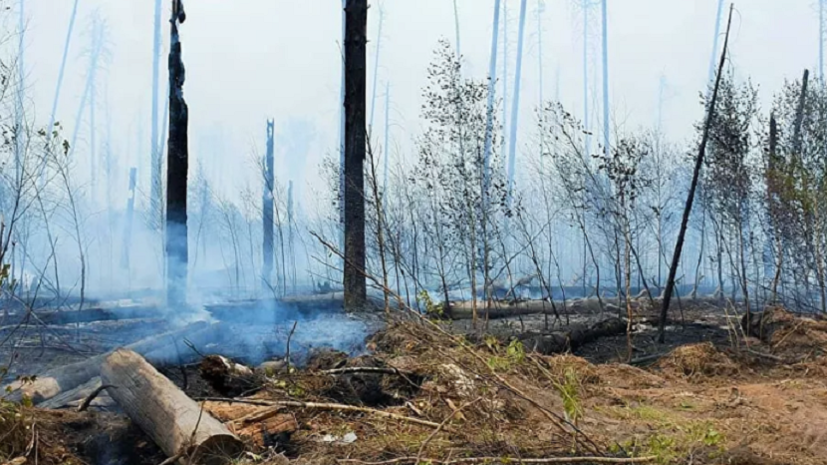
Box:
[4,1,827,464]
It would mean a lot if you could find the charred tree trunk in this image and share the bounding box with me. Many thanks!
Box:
[343,0,368,310]
[658,4,733,343]
[263,120,275,285]
[166,0,189,307]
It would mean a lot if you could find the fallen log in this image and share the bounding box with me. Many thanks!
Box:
[101,349,243,465]
[517,317,627,355]
[448,298,617,319]
[204,293,384,323]
[4,305,165,326]
[199,355,257,397]
[447,295,723,320]
[37,376,106,409]
[2,321,212,404]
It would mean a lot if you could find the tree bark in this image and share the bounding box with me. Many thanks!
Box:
[166,0,189,307]
[343,0,368,310]
[263,120,275,285]
[658,4,733,343]
[101,349,243,465]
[518,317,626,355]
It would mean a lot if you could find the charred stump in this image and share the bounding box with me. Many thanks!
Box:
[199,355,258,397]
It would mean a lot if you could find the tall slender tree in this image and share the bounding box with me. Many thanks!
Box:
[263,120,275,285]
[151,0,164,229]
[601,0,610,157]
[383,81,390,193]
[368,5,384,131]
[452,0,462,57]
[338,0,347,230]
[343,0,368,309]
[166,0,189,307]
[48,0,79,136]
[707,0,724,87]
[506,0,527,206]
[658,4,734,342]
[820,0,825,80]
[482,0,502,209]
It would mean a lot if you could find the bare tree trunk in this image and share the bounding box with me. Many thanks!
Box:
[691,208,706,298]
[768,114,783,303]
[343,0,368,310]
[166,0,189,307]
[150,0,163,229]
[263,120,275,285]
[658,4,733,343]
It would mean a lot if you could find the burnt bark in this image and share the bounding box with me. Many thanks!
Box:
[658,4,733,343]
[343,0,368,310]
[518,317,626,355]
[166,0,189,307]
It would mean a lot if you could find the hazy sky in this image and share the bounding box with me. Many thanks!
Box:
[20,0,822,208]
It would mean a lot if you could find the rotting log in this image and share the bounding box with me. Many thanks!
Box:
[2,321,211,404]
[199,355,257,397]
[101,349,243,465]
[517,317,626,355]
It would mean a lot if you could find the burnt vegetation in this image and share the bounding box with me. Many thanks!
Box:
[2,1,827,465]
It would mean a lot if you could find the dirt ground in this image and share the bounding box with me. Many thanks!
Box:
[3,302,827,465]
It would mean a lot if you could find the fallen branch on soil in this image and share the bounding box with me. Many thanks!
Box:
[77,383,115,412]
[338,455,658,465]
[196,397,441,429]
[322,366,412,376]
[628,353,667,366]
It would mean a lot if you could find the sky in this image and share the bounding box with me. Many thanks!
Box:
[18,0,823,211]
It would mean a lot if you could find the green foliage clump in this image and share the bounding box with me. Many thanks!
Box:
[485,338,525,372]
[553,367,582,426]
[417,290,446,319]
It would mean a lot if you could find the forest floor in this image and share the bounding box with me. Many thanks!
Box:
[2,300,827,465]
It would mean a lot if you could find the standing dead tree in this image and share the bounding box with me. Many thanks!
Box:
[658,4,733,343]
[263,120,275,286]
[166,0,188,307]
[343,0,368,310]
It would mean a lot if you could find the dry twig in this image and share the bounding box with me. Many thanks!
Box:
[338,455,658,465]
[77,384,115,412]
